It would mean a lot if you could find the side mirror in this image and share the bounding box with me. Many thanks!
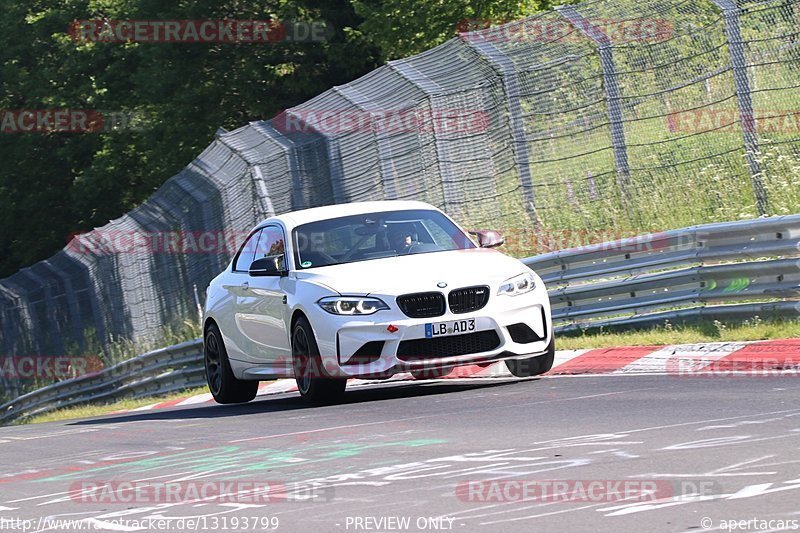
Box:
[469,230,505,248]
[249,254,286,277]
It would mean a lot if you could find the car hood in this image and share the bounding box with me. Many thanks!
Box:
[293,248,532,296]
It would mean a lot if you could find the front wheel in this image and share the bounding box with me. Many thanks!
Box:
[204,323,259,404]
[292,316,347,404]
[506,338,555,378]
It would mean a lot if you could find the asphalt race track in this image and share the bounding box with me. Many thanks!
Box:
[2,374,800,532]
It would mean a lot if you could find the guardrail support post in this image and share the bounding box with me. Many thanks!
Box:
[556,6,632,212]
[710,0,768,216]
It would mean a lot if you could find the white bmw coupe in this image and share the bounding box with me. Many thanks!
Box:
[203,200,553,404]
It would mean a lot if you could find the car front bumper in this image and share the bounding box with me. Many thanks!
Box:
[309,289,553,379]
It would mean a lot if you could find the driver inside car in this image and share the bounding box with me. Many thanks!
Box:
[388,226,417,254]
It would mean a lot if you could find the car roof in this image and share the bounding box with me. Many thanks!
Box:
[257,200,442,229]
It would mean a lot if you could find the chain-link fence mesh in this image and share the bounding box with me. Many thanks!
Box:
[1,0,799,398]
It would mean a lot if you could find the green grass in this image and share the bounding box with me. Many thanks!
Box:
[556,318,800,350]
[15,385,211,425]
[0,320,204,409]
[99,320,203,368]
[466,11,800,243]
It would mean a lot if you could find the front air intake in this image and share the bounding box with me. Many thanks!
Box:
[343,341,385,365]
[506,323,544,344]
[397,330,501,360]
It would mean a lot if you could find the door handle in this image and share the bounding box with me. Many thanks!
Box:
[241,281,249,290]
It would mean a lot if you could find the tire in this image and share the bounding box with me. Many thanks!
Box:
[506,337,555,378]
[292,316,347,404]
[204,323,259,404]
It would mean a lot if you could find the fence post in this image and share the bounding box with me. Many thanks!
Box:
[19,269,63,355]
[460,33,537,222]
[334,84,399,200]
[555,6,632,210]
[46,259,86,352]
[709,0,768,216]
[0,298,11,355]
[192,283,203,324]
[251,121,312,212]
[387,60,467,216]
[276,111,348,205]
[0,284,27,399]
[217,127,276,218]
[66,249,110,349]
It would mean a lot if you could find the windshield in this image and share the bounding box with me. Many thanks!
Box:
[292,209,475,269]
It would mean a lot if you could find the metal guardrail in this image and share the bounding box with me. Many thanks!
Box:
[524,214,800,331]
[2,215,798,425]
[0,339,204,425]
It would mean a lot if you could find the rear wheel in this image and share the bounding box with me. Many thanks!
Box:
[292,316,346,404]
[204,324,259,404]
[506,338,555,378]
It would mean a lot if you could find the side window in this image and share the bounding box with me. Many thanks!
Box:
[233,229,262,272]
[252,226,286,267]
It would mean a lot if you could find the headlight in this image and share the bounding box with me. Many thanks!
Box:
[497,272,536,296]
[317,296,390,315]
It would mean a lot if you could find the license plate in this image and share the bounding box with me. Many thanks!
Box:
[425,318,476,338]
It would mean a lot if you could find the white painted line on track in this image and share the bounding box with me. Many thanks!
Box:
[176,392,214,406]
[228,420,394,444]
[129,403,160,412]
[617,342,749,374]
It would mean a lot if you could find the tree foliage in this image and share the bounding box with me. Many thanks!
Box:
[352,0,558,60]
[0,0,549,276]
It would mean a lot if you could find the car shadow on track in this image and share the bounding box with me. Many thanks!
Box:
[68,378,534,426]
